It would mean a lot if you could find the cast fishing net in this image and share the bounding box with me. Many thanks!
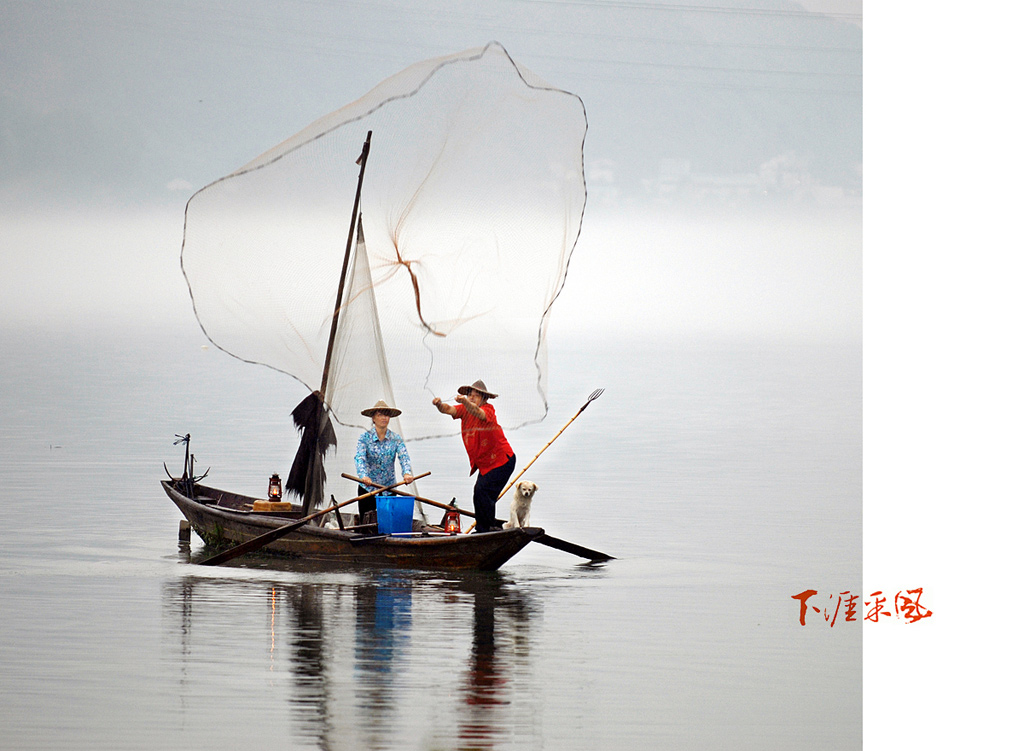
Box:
[180,43,587,506]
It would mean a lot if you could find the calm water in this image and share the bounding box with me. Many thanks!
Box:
[0,328,860,750]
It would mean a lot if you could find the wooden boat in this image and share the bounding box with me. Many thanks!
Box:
[163,478,544,571]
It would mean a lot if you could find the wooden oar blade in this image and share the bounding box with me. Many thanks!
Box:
[534,533,614,562]
[197,524,299,566]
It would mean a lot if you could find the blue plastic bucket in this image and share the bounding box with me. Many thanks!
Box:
[375,495,414,535]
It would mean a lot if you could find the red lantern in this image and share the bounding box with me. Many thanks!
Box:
[268,473,282,500]
[442,501,461,534]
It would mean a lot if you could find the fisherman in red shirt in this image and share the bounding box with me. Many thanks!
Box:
[432,379,516,533]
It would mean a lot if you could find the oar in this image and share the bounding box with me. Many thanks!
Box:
[526,533,612,562]
[498,388,605,500]
[196,472,429,566]
[342,473,613,562]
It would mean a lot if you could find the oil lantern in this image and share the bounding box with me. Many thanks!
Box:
[268,473,282,500]
[442,500,461,534]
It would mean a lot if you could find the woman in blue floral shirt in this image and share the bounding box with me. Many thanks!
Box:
[354,399,414,521]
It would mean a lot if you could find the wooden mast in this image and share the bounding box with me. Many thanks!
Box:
[320,130,372,398]
[297,130,373,515]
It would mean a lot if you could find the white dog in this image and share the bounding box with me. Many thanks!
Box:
[503,480,538,529]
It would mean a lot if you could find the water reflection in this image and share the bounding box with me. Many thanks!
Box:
[458,573,529,749]
[162,569,538,750]
[352,573,410,746]
[286,583,332,747]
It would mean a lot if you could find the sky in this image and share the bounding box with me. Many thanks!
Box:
[1,0,862,207]
[3,1,1022,745]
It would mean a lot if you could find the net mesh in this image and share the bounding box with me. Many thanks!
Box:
[180,43,587,506]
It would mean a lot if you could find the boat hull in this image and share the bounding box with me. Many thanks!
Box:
[162,480,542,571]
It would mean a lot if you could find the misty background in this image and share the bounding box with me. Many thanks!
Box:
[2,0,861,341]
[2,0,861,206]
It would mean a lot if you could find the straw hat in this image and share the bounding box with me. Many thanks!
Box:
[458,379,498,399]
[361,399,402,418]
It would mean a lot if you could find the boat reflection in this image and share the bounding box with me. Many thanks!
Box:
[162,568,538,749]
